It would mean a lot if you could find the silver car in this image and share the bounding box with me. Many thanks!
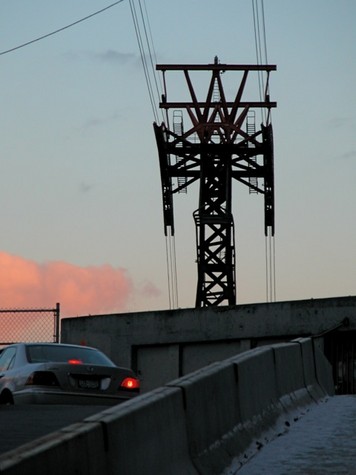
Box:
[0,343,140,405]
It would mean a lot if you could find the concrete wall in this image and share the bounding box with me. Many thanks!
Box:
[0,338,334,475]
[61,296,355,392]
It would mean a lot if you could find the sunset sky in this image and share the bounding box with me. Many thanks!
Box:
[0,0,355,317]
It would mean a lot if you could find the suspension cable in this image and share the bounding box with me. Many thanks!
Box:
[129,0,178,309]
[260,0,269,64]
[252,0,263,97]
[265,230,276,302]
[170,232,179,309]
[142,1,165,122]
[165,229,179,309]
[165,235,173,309]
[137,0,163,120]
[252,0,267,124]
[265,235,269,302]
[129,1,158,122]
[253,0,276,303]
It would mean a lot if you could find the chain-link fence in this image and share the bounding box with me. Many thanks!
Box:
[0,303,60,346]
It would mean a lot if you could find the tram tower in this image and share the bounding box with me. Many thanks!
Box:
[154,58,276,307]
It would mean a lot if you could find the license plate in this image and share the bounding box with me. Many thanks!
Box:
[78,379,99,389]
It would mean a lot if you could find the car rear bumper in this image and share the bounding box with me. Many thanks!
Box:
[13,388,135,405]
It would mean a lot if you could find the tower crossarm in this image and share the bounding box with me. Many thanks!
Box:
[159,101,276,109]
[156,63,276,71]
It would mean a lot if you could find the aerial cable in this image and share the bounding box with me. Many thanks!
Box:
[260,0,271,125]
[165,235,173,309]
[129,0,160,123]
[142,0,165,123]
[0,0,125,56]
[165,229,179,310]
[264,229,276,303]
[169,231,179,309]
[252,1,262,89]
[260,0,269,64]
[129,0,163,122]
[129,0,157,121]
[138,0,163,121]
[129,0,178,308]
[265,236,269,302]
[252,0,277,303]
[252,0,267,124]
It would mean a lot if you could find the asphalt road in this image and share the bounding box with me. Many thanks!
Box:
[0,405,108,455]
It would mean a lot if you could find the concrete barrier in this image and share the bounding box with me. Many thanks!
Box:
[313,339,335,396]
[86,386,198,475]
[293,337,326,401]
[167,361,240,474]
[232,347,278,422]
[0,422,107,475]
[0,338,333,475]
[271,342,315,413]
[229,347,284,465]
[166,342,330,474]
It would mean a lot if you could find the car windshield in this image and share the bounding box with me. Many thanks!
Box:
[26,345,115,367]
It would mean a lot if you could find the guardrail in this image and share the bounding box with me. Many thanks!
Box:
[0,338,334,475]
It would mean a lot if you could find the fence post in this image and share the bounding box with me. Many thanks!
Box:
[55,303,60,343]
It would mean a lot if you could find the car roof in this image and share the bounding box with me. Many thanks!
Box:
[5,342,99,351]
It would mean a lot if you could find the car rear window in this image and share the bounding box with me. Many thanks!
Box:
[26,345,115,367]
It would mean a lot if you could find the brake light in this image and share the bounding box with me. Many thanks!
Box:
[26,371,59,386]
[68,359,83,365]
[120,377,140,391]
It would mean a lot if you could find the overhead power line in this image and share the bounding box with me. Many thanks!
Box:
[252,0,276,303]
[128,0,161,123]
[128,0,178,309]
[0,0,125,56]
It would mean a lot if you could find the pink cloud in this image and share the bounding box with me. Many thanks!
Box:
[0,252,133,317]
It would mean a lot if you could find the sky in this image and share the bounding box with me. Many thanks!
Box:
[0,0,355,317]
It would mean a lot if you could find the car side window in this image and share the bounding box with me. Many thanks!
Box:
[0,347,17,372]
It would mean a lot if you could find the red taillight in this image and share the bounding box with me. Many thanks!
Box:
[68,359,83,365]
[120,377,140,391]
[26,371,59,386]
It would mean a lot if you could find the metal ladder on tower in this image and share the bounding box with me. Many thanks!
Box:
[173,110,187,193]
[247,111,258,193]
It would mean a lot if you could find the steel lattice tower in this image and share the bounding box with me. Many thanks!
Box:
[154,58,276,307]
